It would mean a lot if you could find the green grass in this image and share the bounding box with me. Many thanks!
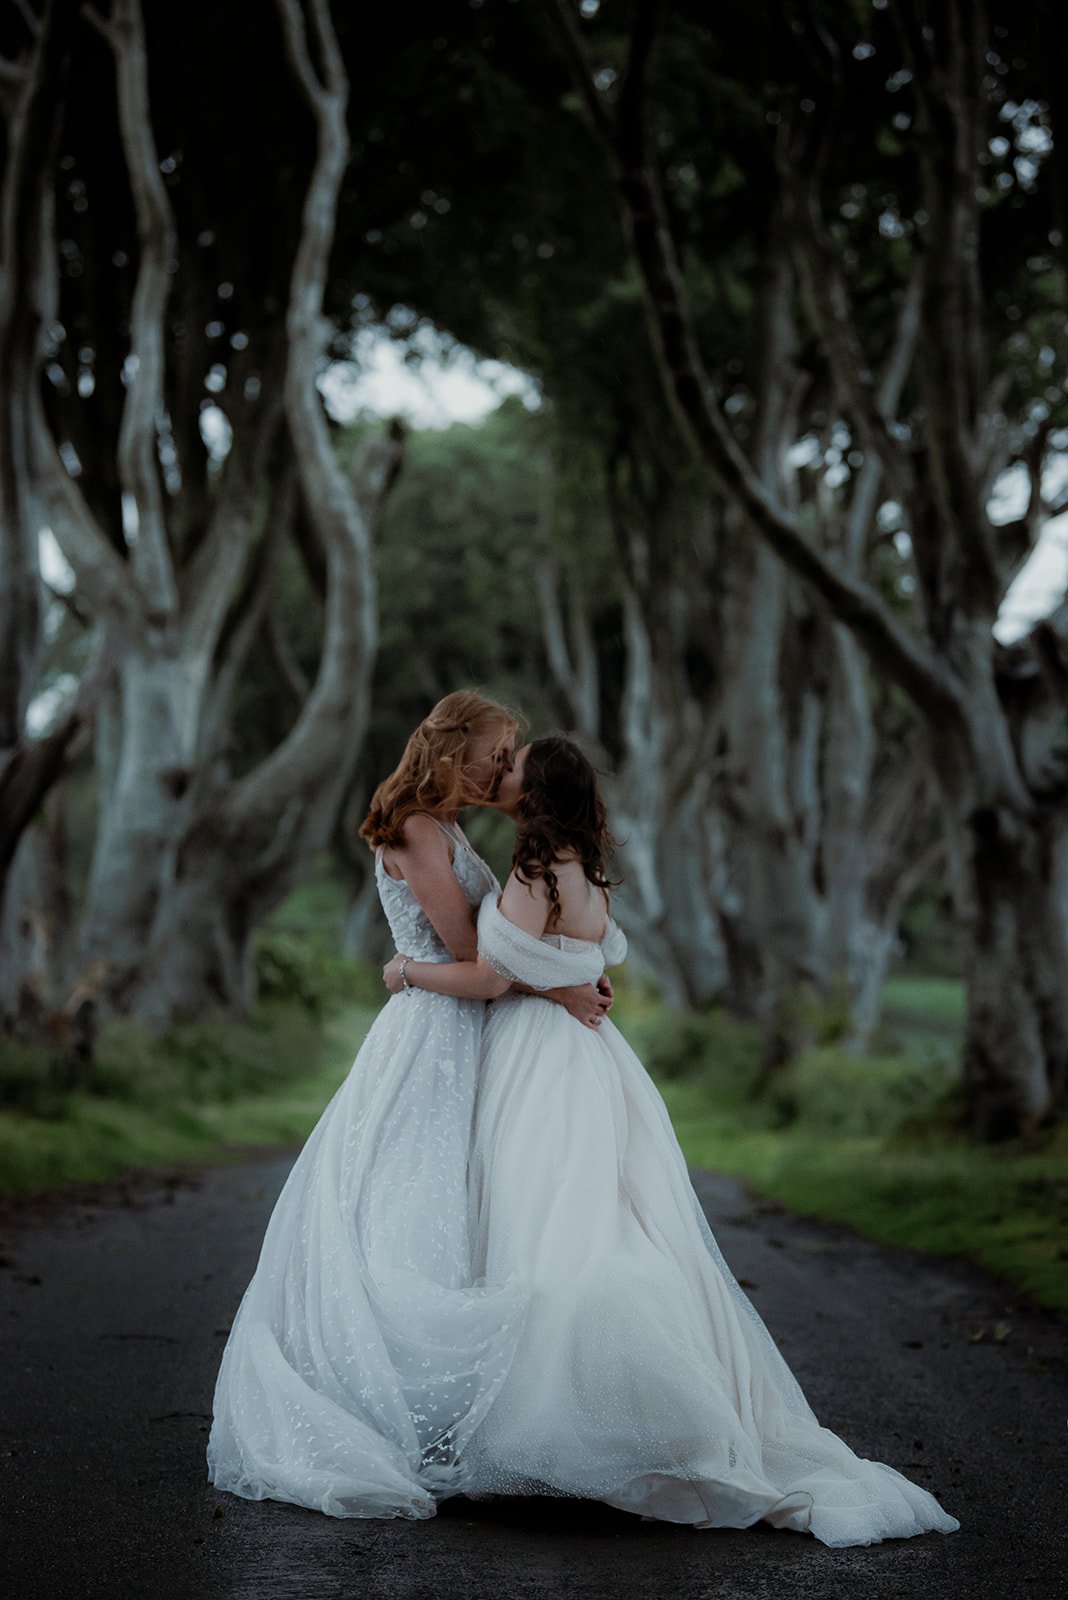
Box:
[0,886,376,1197]
[0,997,376,1197]
[1,936,1064,1320]
[612,986,1068,1317]
[656,1076,1068,1315]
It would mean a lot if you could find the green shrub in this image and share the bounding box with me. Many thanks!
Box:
[626,1007,764,1101]
[0,1037,72,1118]
[0,994,379,1197]
[255,930,330,1014]
[255,929,384,1012]
[768,1046,957,1137]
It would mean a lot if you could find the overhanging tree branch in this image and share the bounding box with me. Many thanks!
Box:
[894,0,1002,614]
[545,0,963,722]
[84,0,179,626]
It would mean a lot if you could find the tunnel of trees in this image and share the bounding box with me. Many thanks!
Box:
[1,0,1066,1141]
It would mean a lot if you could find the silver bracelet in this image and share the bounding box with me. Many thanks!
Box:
[399,956,413,993]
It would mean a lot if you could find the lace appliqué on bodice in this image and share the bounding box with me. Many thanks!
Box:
[375,822,498,962]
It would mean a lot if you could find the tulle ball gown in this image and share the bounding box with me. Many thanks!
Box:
[207,822,525,1516]
[207,825,961,1548]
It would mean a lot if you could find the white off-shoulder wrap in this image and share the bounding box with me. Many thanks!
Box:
[476,891,627,990]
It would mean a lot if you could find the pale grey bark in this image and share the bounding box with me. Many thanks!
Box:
[84,0,178,626]
[0,11,49,764]
[10,0,400,1032]
[552,0,1067,1133]
[128,0,402,1027]
[539,463,730,1008]
[713,231,828,1061]
[0,0,111,1025]
[31,0,278,998]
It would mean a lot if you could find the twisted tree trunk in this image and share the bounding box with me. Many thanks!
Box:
[0,0,110,1025]
[130,0,404,1027]
[550,0,1066,1133]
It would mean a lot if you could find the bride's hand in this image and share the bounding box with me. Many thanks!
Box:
[597,975,614,1010]
[558,982,610,1031]
[383,954,408,994]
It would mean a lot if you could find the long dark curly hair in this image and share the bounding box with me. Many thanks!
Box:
[513,735,619,928]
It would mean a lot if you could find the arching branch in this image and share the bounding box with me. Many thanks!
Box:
[545,0,965,726]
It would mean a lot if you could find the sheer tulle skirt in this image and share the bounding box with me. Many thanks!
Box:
[455,996,961,1548]
[208,980,961,1546]
[206,989,526,1517]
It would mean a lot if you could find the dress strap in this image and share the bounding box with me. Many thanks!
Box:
[375,818,456,878]
[426,815,462,853]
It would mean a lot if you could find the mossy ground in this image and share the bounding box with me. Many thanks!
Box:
[1,874,1063,1317]
[0,996,376,1197]
[621,976,1067,1315]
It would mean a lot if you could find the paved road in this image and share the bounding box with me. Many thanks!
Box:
[1,1145,1064,1600]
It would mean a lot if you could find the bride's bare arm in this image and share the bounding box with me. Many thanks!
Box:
[384,867,549,999]
[383,872,611,1024]
[384,951,510,1001]
[380,853,609,1023]
[382,953,609,1025]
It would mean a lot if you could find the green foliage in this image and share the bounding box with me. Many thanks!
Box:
[794,978,853,1047]
[0,996,379,1197]
[254,930,383,1015]
[766,1047,957,1138]
[0,1039,73,1120]
[616,989,957,1137]
[610,984,1067,1316]
[898,891,965,980]
[255,932,330,1016]
[257,856,389,1006]
[626,1008,764,1100]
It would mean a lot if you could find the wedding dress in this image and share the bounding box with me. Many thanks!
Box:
[208,828,960,1547]
[206,821,526,1517]
[451,895,961,1547]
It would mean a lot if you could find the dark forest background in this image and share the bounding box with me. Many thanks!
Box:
[1,0,1067,1304]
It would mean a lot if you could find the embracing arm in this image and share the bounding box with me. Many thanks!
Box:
[383,870,611,1025]
[382,952,611,1021]
[385,866,547,1002]
[384,953,511,1001]
[383,870,546,1004]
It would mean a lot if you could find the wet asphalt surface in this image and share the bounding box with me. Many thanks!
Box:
[0,1144,1064,1600]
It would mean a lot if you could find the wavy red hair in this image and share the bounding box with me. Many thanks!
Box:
[360,691,520,850]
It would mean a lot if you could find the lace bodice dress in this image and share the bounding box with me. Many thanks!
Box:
[374,821,493,964]
[207,822,525,1517]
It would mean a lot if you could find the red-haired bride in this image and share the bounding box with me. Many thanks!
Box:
[207,696,608,1517]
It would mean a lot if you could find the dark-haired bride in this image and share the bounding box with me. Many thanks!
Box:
[384,734,961,1549]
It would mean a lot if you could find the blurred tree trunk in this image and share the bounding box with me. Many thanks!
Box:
[713,229,828,1063]
[23,0,289,1013]
[540,216,936,1061]
[711,161,938,1061]
[11,0,402,1029]
[552,0,1067,1135]
[0,0,115,1027]
[130,0,403,1027]
[538,449,731,1008]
